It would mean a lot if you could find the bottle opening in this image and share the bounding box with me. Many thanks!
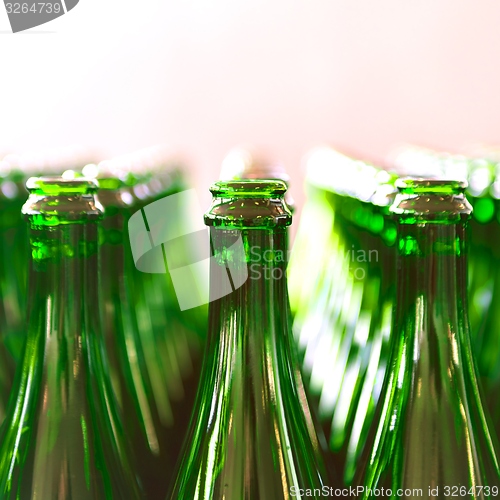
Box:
[210,180,287,198]
[26,177,99,196]
[391,178,472,220]
[23,176,103,224]
[206,180,291,228]
[395,178,467,195]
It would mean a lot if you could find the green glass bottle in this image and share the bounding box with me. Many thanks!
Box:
[0,177,143,499]
[355,179,500,498]
[390,145,500,405]
[219,147,334,474]
[0,147,99,377]
[95,170,174,499]
[169,180,329,499]
[83,159,200,499]
[116,153,205,468]
[0,169,24,425]
[0,165,31,370]
[0,147,99,425]
[288,147,399,485]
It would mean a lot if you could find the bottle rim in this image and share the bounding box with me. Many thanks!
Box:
[391,178,472,219]
[395,178,468,194]
[206,180,291,228]
[26,176,99,195]
[23,176,103,224]
[210,180,287,198]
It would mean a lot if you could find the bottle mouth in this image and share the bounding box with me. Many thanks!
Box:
[391,178,472,219]
[26,177,99,196]
[23,176,103,224]
[209,180,287,198]
[395,178,467,195]
[206,180,291,228]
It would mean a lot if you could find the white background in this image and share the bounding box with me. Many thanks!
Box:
[1,1,500,211]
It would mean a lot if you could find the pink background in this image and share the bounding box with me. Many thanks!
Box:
[1,0,500,211]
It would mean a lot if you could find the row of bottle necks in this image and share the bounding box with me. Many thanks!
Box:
[0,143,500,498]
[0,147,207,499]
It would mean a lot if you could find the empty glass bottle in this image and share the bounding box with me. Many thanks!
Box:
[0,168,25,426]
[0,149,98,427]
[288,147,398,485]
[84,158,201,499]
[169,180,329,499]
[390,146,500,416]
[0,177,143,499]
[355,179,500,498]
[0,166,26,365]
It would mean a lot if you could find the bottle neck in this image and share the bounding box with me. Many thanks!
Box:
[20,220,99,411]
[173,226,327,497]
[208,227,289,328]
[24,220,100,378]
[28,220,98,301]
[396,217,468,329]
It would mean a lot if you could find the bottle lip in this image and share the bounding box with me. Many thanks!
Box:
[206,180,291,228]
[210,180,287,198]
[23,176,103,224]
[26,176,99,195]
[395,178,468,194]
[391,178,472,219]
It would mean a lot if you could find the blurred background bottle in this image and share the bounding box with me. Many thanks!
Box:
[288,147,398,485]
[80,147,206,498]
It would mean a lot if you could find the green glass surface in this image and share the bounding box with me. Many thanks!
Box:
[0,156,101,377]
[0,177,143,499]
[94,169,202,499]
[467,191,500,428]
[288,182,333,320]
[0,176,24,426]
[355,179,500,498]
[288,151,398,485]
[309,192,394,486]
[129,167,205,471]
[389,146,500,392]
[169,180,329,499]
[0,172,29,381]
